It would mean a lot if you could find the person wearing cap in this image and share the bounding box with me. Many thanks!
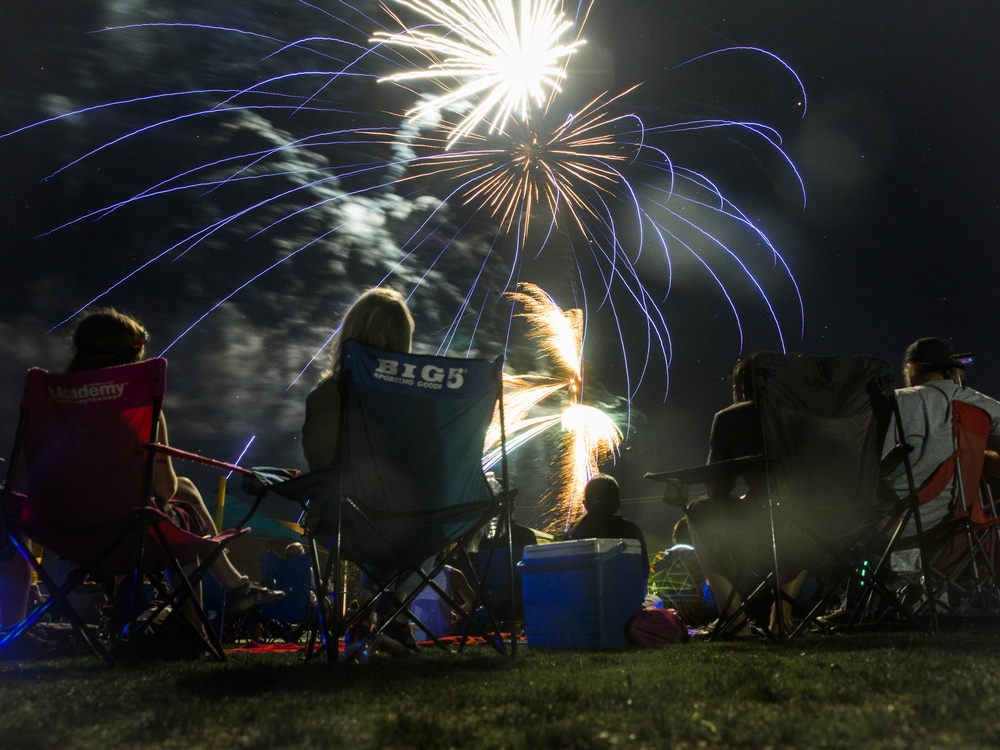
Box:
[886,337,1000,534]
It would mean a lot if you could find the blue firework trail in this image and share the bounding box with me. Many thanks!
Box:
[4,0,806,410]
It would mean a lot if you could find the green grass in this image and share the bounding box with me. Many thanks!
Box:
[3,630,1000,749]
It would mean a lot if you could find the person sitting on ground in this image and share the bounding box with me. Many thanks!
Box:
[568,474,649,577]
[301,286,418,654]
[684,355,806,638]
[409,554,479,641]
[648,517,716,627]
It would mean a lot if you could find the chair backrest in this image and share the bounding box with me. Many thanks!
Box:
[751,352,896,543]
[953,401,991,525]
[916,399,991,524]
[317,340,502,566]
[11,359,166,532]
[260,549,313,623]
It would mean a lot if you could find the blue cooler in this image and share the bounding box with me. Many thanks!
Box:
[518,538,645,649]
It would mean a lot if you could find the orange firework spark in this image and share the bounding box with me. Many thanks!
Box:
[484,283,620,531]
[390,89,641,243]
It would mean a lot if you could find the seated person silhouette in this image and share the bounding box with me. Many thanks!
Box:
[884,337,1000,582]
[2,309,285,640]
[684,356,805,637]
[301,287,420,654]
[649,517,716,627]
[409,556,478,641]
[568,474,649,577]
[886,337,1000,535]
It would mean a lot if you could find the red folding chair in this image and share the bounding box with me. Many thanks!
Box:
[0,359,261,664]
[907,400,1000,618]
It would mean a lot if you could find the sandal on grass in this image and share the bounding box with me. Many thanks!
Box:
[691,618,760,641]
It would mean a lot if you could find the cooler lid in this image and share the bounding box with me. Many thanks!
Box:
[522,538,641,561]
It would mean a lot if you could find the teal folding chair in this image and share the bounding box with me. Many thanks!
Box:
[262,340,516,662]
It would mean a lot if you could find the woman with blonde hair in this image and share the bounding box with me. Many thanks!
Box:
[300,287,417,654]
[302,287,414,472]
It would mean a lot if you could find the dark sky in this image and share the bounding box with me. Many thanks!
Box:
[593,1,1000,542]
[2,0,998,548]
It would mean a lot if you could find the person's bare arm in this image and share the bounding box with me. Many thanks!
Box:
[152,412,179,502]
[985,450,1000,477]
[449,567,477,615]
[986,436,1000,477]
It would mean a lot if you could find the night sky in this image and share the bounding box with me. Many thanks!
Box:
[2,1,998,549]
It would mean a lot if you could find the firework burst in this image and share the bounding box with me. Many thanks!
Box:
[391,87,640,244]
[375,0,587,145]
[484,283,621,531]
[3,0,807,462]
[557,402,621,528]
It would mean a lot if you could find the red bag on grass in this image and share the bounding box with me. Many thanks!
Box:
[625,606,688,647]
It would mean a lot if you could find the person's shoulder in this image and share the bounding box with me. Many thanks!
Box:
[916,380,995,405]
[711,401,759,439]
[894,384,922,400]
[570,514,593,531]
[569,514,599,536]
[714,400,757,419]
[715,400,745,415]
[306,376,340,404]
[954,384,1000,415]
[895,383,940,403]
[616,516,645,536]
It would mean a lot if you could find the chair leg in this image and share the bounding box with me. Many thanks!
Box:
[0,530,112,665]
[122,524,235,662]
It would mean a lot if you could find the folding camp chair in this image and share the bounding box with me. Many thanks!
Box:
[892,400,1000,620]
[0,359,263,664]
[263,340,515,662]
[648,544,714,626]
[646,353,928,640]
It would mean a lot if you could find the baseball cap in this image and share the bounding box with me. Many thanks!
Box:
[902,337,966,371]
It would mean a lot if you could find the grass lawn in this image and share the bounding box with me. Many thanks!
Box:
[2,629,1000,749]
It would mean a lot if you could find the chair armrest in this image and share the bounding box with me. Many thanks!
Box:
[242,467,316,525]
[241,466,301,497]
[144,442,254,476]
[644,454,770,485]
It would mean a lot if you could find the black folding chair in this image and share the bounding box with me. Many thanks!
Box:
[647,353,932,640]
